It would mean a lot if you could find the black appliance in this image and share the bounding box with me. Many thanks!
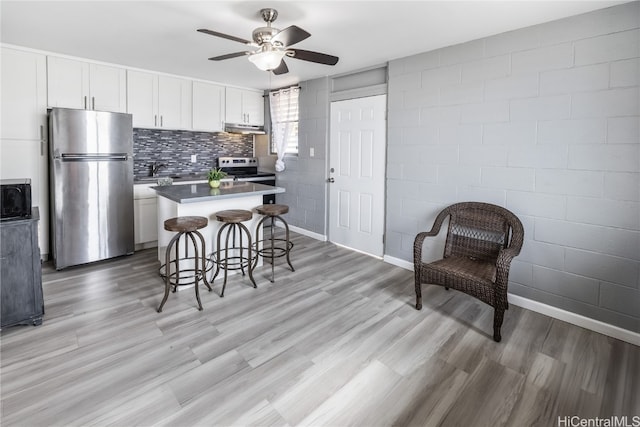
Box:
[218,157,276,204]
[0,179,32,220]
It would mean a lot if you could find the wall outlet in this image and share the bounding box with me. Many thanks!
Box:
[190,154,197,163]
[310,147,315,157]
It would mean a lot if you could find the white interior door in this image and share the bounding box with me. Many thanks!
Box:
[329,95,387,257]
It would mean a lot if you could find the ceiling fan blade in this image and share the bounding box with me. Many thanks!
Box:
[197,28,252,45]
[271,25,310,47]
[208,51,251,61]
[287,49,339,66]
[272,60,289,75]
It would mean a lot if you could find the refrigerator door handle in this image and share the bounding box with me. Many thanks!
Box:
[59,153,129,161]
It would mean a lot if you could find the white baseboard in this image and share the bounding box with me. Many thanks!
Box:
[384,255,413,270]
[507,295,639,346]
[283,223,327,242]
[382,255,640,346]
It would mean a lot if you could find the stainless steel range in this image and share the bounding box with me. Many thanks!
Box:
[218,157,276,204]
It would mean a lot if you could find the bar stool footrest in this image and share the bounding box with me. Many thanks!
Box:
[159,257,211,288]
[253,239,294,259]
[208,252,254,271]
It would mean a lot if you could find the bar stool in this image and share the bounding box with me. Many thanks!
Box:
[158,216,211,312]
[210,209,256,297]
[253,204,294,282]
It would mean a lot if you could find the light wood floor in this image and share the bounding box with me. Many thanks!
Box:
[1,232,638,426]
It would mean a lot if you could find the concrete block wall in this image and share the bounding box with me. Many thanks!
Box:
[386,2,639,332]
[276,77,329,235]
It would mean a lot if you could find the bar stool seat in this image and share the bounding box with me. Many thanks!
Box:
[253,204,294,283]
[215,209,253,223]
[165,216,208,232]
[210,209,256,297]
[158,216,211,312]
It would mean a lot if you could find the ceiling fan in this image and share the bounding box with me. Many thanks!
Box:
[197,8,339,75]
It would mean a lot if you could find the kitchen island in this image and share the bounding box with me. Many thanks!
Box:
[152,181,285,283]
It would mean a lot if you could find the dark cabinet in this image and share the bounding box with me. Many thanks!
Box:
[1,208,43,328]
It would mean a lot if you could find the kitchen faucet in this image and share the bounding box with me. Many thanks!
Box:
[150,162,166,177]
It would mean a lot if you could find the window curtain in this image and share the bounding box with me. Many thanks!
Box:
[269,86,300,172]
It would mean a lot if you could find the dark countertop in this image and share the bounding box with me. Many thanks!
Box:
[134,173,215,184]
[134,171,276,184]
[151,182,284,204]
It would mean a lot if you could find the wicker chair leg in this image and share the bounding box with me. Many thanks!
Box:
[493,307,505,342]
[415,282,422,310]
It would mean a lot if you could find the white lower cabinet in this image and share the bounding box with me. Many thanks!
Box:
[133,185,158,248]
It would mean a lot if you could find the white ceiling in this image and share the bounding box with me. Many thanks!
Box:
[0,1,627,90]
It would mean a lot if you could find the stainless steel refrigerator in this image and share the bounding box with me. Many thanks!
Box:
[49,108,134,270]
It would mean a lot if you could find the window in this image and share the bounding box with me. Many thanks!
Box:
[270,86,300,156]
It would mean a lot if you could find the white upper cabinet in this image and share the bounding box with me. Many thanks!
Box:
[225,87,264,126]
[127,70,192,129]
[47,56,126,112]
[192,81,225,132]
[158,75,192,130]
[242,89,264,127]
[1,47,47,140]
[89,63,127,112]
[1,47,50,255]
[126,70,158,128]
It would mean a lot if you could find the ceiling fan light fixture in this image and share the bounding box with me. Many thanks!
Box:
[248,49,286,71]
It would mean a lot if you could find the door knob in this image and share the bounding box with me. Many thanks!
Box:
[327,177,335,183]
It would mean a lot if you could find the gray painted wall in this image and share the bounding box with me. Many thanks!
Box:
[275,78,330,235]
[386,2,639,332]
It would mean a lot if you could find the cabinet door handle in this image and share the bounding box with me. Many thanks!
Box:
[160,116,163,127]
[154,115,157,126]
[84,96,87,109]
[40,125,45,156]
[92,97,95,110]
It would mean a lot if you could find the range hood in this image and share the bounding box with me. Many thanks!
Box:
[224,123,266,135]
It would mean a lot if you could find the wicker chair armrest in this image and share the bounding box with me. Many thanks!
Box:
[413,232,428,268]
[413,209,451,269]
[423,208,451,238]
[495,246,521,297]
[497,246,520,267]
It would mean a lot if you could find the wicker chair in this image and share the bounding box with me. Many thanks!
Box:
[414,202,524,342]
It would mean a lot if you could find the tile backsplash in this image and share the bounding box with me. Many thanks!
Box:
[133,128,253,178]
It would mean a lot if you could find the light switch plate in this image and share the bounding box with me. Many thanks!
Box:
[191,154,197,163]
[310,147,315,157]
